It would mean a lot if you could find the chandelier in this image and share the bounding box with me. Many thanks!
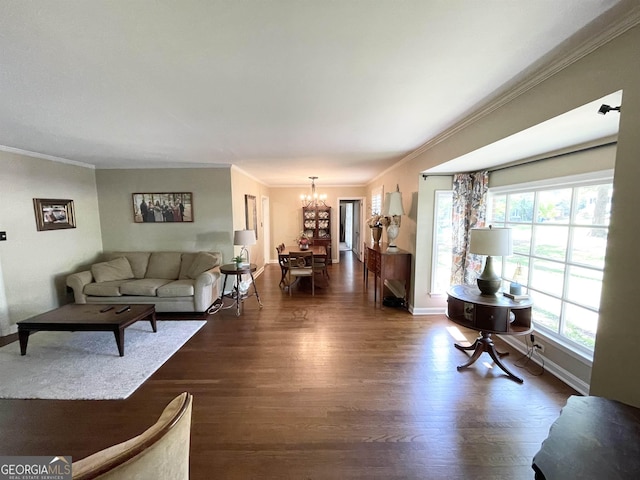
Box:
[300,176,327,207]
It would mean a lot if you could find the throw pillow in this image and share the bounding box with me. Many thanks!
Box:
[187,252,219,279]
[91,257,134,283]
[146,252,182,280]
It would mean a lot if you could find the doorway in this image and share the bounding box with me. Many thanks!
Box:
[338,198,364,263]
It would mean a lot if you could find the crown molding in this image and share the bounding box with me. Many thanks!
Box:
[0,144,95,169]
[231,164,270,187]
[400,3,640,167]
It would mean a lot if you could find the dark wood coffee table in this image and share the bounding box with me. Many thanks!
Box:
[16,304,156,357]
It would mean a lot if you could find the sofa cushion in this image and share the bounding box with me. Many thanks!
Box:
[178,253,198,280]
[104,252,151,279]
[120,279,172,296]
[157,280,195,297]
[91,257,134,283]
[146,252,182,280]
[187,252,219,279]
[84,280,126,297]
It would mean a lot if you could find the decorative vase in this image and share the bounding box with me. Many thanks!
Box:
[299,243,309,250]
[371,226,382,244]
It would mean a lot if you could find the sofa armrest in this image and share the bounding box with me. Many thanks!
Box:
[193,266,221,311]
[66,270,93,304]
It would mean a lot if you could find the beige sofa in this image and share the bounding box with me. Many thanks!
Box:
[66,251,222,313]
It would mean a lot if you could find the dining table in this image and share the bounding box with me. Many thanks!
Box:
[283,245,327,258]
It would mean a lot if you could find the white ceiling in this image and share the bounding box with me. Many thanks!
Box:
[0,1,633,186]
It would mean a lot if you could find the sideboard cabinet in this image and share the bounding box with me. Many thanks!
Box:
[364,242,411,307]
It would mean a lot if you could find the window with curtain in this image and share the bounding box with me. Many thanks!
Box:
[487,172,613,355]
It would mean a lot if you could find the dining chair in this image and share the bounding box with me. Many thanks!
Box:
[312,255,329,281]
[287,251,314,296]
[276,246,289,288]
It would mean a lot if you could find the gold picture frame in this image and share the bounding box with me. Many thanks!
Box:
[33,198,76,231]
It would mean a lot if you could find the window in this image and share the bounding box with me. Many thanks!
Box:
[431,190,454,294]
[370,186,383,216]
[487,172,613,354]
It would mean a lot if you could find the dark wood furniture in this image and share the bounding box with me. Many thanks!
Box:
[303,206,332,263]
[364,242,411,308]
[218,263,262,316]
[446,284,533,383]
[532,395,640,479]
[283,245,327,258]
[16,303,156,357]
[287,250,315,296]
[276,246,289,288]
[283,245,329,291]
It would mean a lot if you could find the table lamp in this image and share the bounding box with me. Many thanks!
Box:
[383,185,405,251]
[233,229,256,265]
[469,225,512,295]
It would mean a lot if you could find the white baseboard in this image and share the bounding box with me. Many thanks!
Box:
[410,307,447,315]
[500,336,589,395]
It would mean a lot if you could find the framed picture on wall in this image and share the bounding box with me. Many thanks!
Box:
[245,194,258,239]
[132,192,193,223]
[33,198,76,231]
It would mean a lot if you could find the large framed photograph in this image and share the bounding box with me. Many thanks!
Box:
[132,192,193,223]
[245,194,257,239]
[33,198,76,231]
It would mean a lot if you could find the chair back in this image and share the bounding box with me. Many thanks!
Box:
[72,392,193,480]
[278,252,289,268]
[288,251,314,295]
[288,251,314,274]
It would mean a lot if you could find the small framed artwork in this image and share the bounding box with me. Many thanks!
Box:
[132,192,193,223]
[245,194,257,239]
[33,198,76,231]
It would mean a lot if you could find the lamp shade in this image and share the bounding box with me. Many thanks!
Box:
[469,227,512,256]
[233,230,256,246]
[383,191,405,216]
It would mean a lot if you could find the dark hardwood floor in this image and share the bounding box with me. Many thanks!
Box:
[0,250,576,479]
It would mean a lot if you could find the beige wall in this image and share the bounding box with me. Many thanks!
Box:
[230,167,270,268]
[268,185,366,264]
[489,144,617,188]
[95,167,234,262]
[368,25,640,405]
[0,152,102,329]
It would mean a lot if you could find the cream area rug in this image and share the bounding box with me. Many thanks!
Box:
[0,321,205,400]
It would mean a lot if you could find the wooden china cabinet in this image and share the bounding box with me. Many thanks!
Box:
[302,206,332,263]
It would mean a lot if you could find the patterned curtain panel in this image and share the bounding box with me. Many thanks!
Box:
[451,171,489,285]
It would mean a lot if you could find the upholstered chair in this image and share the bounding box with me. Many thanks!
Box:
[72,392,193,479]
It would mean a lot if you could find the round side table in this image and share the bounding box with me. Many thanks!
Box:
[446,284,533,383]
[215,263,263,316]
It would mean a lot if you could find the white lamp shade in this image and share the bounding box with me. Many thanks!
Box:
[233,230,256,246]
[469,227,512,256]
[383,191,405,216]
